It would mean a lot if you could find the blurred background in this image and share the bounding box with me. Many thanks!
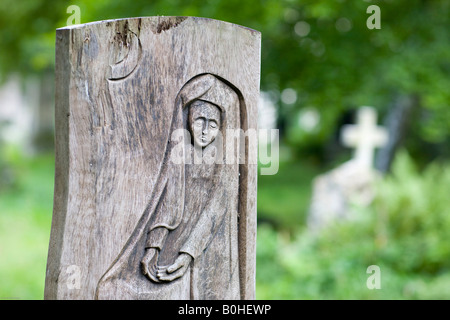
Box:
[0,0,449,299]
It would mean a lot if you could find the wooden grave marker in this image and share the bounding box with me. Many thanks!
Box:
[45,16,260,300]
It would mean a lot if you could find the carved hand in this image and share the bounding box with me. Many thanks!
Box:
[141,248,160,282]
[156,253,193,282]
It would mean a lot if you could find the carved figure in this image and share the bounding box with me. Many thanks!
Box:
[96,74,241,299]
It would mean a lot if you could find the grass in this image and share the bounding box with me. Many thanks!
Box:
[257,159,321,234]
[0,148,54,299]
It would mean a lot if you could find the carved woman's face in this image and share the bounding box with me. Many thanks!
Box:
[189,100,221,148]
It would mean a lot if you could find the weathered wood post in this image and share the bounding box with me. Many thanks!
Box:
[45,16,260,300]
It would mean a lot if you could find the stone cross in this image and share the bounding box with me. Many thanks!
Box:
[44,17,260,300]
[341,106,388,168]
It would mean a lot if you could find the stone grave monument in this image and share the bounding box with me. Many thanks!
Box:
[308,106,388,231]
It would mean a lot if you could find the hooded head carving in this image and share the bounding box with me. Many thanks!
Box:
[188,100,221,148]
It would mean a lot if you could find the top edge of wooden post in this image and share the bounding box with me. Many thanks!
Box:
[57,16,261,36]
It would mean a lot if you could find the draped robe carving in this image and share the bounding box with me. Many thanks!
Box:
[95,74,241,300]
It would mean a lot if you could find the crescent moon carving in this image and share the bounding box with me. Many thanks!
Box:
[108,29,142,81]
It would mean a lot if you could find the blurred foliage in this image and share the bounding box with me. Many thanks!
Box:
[0,0,67,78]
[0,0,449,163]
[257,151,450,299]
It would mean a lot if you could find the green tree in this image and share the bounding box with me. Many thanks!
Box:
[1,0,448,163]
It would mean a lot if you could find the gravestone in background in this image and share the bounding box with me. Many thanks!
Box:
[44,16,260,300]
[308,107,388,231]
